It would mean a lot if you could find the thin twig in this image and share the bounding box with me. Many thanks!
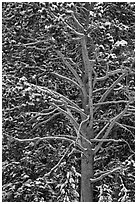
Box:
[116,122,134,137]
[44,143,74,177]
[71,12,85,33]
[51,72,81,89]
[94,100,129,106]
[31,83,80,109]
[30,112,61,133]
[13,135,75,143]
[64,21,84,37]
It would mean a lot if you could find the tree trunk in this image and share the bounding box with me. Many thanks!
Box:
[80,129,94,202]
[81,149,94,202]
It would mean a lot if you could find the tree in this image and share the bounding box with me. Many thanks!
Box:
[2,2,135,202]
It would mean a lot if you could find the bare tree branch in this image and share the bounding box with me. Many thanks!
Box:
[94,103,130,154]
[67,105,87,119]
[96,69,125,81]
[13,135,75,143]
[71,12,85,33]
[51,103,80,133]
[64,21,84,37]
[51,72,81,89]
[94,73,127,113]
[95,123,110,139]
[94,100,129,106]
[120,139,135,154]
[120,124,135,130]
[96,69,134,81]
[90,138,123,143]
[55,50,87,100]
[44,143,73,177]
[30,112,61,133]
[90,167,121,183]
[116,122,134,137]
[31,83,80,109]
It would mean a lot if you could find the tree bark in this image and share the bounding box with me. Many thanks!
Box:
[80,129,94,202]
[81,148,94,202]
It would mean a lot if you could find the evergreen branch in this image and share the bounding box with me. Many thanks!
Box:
[26,109,58,117]
[4,104,27,112]
[94,103,130,154]
[90,167,121,183]
[25,107,55,124]
[51,72,81,89]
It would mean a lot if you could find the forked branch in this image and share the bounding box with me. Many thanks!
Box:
[94,103,130,154]
[90,167,121,183]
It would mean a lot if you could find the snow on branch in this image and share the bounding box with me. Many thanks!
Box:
[12,135,75,144]
[90,167,121,183]
[25,106,55,124]
[31,83,80,109]
[90,138,123,143]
